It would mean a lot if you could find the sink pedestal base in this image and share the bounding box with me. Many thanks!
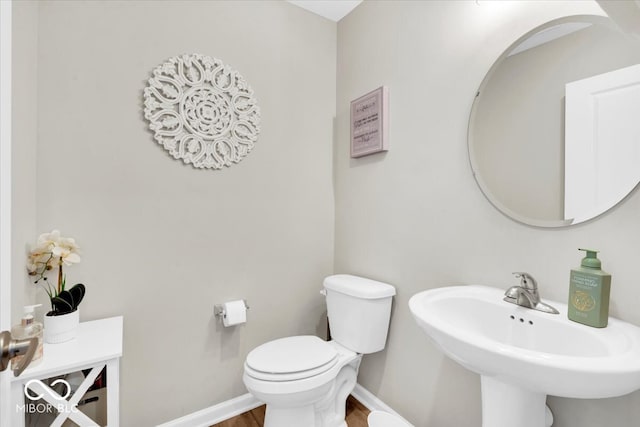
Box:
[481,376,550,427]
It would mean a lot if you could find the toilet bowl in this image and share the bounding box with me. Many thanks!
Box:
[368,411,414,427]
[243,337,361,427]
[243,275,396,427]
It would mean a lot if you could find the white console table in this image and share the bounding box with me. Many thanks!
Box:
[10,316,123,427]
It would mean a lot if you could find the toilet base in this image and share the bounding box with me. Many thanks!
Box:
[313,358,360,427]
[254,352,361,427]
[264,405,316,427]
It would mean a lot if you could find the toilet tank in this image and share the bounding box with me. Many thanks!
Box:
[323,275,396,354]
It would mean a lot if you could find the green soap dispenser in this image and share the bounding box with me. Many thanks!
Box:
[568,249,611,328]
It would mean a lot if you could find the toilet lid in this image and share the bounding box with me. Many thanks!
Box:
[246,335,338,376]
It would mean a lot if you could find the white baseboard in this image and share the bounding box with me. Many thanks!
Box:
[351,383,413,425]
[156,393,262,427]
[157,383,411,427]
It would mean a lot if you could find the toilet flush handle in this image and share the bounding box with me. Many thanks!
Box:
[320,289,327,296]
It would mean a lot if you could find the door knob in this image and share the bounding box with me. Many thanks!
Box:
[0,331,38,376]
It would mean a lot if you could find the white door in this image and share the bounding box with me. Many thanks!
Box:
[1,1,13,424]
[564,64,640,223]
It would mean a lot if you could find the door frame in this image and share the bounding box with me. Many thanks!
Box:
[1,0,14,423]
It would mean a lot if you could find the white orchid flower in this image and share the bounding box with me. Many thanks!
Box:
[26,259,38,273]
[28,230,82,293]
[27,228,85,317]
[36,229,61,251]
[52,245,81,265]
[59,236,79,252]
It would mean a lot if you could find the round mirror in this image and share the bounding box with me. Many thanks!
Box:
[469,15,640,227]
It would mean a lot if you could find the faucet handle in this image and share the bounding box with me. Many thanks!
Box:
[512,272,538,290]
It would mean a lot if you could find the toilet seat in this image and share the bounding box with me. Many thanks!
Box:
[245,336,338,382]
[243,338,360,396]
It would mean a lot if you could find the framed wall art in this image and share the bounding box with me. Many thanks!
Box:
[350,86,389,158]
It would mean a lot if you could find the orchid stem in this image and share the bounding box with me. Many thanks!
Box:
[57,264,63,294]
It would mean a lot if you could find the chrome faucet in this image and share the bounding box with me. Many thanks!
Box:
[504,272,559,314]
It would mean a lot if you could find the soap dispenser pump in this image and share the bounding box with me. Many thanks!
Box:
[11,304,44,369]
[568,249,611,328]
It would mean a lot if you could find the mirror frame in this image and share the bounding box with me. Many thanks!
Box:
[468,15,640,228]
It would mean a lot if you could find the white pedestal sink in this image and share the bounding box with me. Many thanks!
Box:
[409,285,640,427]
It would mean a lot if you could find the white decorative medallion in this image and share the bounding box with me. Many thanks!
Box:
[143,54,261,169]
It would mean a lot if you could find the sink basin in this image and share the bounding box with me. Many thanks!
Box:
[409,285,640,427]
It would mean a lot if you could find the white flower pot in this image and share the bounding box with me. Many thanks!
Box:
[44,309,79,344]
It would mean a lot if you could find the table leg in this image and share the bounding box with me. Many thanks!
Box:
[106,358,119,427]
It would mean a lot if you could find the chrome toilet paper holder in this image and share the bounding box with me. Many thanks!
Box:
[214,299,250,320]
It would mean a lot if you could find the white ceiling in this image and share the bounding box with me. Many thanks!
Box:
[288,1,640,33]
[596,0,640,38]
[508,22,593,57]
[287,0,363,22]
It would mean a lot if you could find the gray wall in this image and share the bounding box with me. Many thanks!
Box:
[30,1,336,425]
[13,1,640,427]
[336,1,640,426]
[11,1,38,324]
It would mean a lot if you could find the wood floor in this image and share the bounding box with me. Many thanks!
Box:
[211,395,370,427]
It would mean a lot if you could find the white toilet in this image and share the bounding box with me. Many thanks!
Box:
[243,274,396,427]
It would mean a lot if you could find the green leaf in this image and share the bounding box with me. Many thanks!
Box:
[69,283,85,308]
[51,291,74,314]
